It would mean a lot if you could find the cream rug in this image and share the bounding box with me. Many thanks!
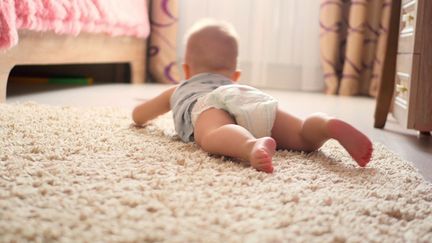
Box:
[0,102,431,242]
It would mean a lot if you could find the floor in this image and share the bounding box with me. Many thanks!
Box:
[6,83,432,182]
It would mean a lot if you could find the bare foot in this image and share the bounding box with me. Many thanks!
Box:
[327,119,373,167]
[250,137,277,173]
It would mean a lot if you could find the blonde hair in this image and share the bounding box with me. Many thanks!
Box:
[184,19,239,74]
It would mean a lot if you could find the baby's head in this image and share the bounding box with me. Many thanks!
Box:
[183,19,240,80]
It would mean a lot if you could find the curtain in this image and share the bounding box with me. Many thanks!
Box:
[148,0,180,83]
[319,0,393,96]
[178,0,324,91]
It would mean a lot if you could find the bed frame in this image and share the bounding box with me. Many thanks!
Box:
[0,30,147,102]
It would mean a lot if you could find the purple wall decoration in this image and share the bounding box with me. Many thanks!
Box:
[148,0,180,84]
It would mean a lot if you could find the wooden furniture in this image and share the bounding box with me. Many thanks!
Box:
[0,30,147,102]
[374,0,401,129]
[375,0,432,135]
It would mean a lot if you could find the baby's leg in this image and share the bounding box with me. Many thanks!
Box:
[194,108,276,173]
[271,110,373,167]
[323,118,373,167]
[271,109,319,152]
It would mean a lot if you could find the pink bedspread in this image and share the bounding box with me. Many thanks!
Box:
[0,0,149,50]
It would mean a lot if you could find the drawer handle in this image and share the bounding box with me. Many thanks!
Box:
[402,13,415,25]
[396,84,408,93]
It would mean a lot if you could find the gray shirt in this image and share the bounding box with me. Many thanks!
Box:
[170,73,232,142]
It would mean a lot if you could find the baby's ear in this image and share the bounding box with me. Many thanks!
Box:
[183,64,191,79]
[232,70,241,82]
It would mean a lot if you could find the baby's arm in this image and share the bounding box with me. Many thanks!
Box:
[132,85,177,126]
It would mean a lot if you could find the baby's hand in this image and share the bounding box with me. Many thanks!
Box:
[131,123,148,129]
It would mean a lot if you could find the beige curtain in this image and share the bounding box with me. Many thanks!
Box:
[148,0,180,83]
[319,0,393,96]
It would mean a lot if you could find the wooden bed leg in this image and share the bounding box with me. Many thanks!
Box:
[0,81,6,103]
[0,65,13,103]
[130,59,146,84]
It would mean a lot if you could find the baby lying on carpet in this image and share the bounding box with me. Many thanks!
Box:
[132,19,373,173]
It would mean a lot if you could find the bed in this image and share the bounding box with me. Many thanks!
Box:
[0,0,150,102]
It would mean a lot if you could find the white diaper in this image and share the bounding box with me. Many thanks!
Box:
[191,84,278,138]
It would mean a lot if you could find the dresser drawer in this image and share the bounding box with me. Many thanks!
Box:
[396,53,414,74]
[391,0,432,132]
[402,0,416,5]
[393,53,420,129]
[398,0,418,53]
[395,72,410,104]
[394,54,414,108]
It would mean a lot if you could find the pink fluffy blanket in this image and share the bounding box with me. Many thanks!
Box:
[0,0,149,50]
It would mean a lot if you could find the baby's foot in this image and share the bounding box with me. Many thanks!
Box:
[250,137,277,173]
[327,119,373,167]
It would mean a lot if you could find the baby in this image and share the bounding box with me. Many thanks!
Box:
[132,19,373,173]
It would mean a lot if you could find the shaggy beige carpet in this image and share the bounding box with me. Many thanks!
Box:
[0,102,431,242]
